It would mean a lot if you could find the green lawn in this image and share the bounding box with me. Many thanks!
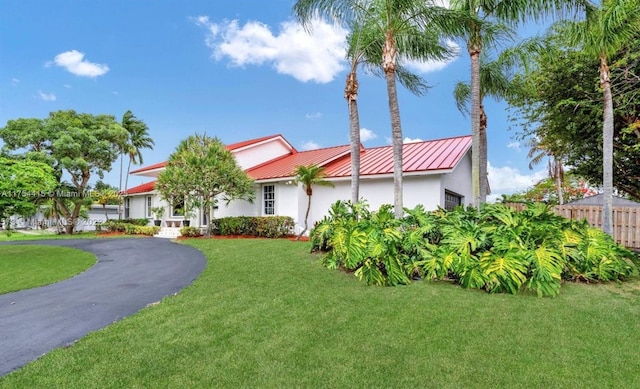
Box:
[0,245,96,294]
[0,230,100,242]
[1,238,639,388]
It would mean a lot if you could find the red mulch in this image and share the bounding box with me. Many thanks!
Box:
[177,234,310,241]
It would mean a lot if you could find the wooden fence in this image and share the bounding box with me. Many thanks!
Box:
[504,203,640,249]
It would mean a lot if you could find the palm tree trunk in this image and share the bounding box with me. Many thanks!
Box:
[554,160,564,205]
[298,194,312,239]
[118,152,124,220]
[125,158,132,195]
[479,103,488,203]
[600,55,614,236]
[470,46,482,208]
[103,204,109,221]
[383,31,403,219]
[346,71,361,206]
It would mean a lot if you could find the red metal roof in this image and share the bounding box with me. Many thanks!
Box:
[123,181,156,195]
[247,144,351,180]
[323,135,472,178]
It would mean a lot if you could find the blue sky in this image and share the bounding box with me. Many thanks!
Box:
[0,0,548,199]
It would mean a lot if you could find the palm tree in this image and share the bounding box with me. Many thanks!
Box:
[454,55,515,201]
[449,0,592,207]
[294,164,335,239]
[120,110,154,198]
[295,0,463,218]
[561,0,639,234]
[526,137,565,204]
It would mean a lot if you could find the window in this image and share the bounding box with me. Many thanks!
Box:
[172,198,184,217]
[444,190,463,211]
[146,196,152,218]
[263,185,275,215]
[125,198,130,219]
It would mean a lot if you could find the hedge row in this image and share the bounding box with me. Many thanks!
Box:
[209,216,294,238]
[100,220,159,236]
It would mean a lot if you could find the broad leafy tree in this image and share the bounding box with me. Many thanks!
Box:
[0,110,128,234]
[156,134,255,228]
[0,157,57,226]
[294,164,335,238]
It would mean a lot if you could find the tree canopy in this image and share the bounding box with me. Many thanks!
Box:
[0,157,57,224]
[507,28,640,201]
[156,134,255,226]
[0,110,129,233]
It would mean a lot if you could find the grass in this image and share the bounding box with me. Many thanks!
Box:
[1,238,639,388]
[0,245,96,294]
[0,230,150,242]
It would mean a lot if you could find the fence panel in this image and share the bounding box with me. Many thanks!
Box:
[503,203,640,249]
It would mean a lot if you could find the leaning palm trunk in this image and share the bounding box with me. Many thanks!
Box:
[298,190,313,239]
[600,54,614,235]
[469,43,482,208]
[346,70,361,206]
[383,31,404,218]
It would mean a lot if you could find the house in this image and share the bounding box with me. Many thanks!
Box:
[123,134,473,234]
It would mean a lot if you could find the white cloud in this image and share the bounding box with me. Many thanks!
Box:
[63,84,71,89]
[11,77,20,86]
[306,112,322,120]
[403,137,423,143]
[300,140,321,150]
[50,50,109,78]
[193,16,347,83]
[360,128,377,142]
[507,141,521,151]
[37,90,56,101]
[113,91,119,95]
[487,162,547,202]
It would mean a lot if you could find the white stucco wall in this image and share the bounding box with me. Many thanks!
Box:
[233,140,291,169]
[440,152,473,207]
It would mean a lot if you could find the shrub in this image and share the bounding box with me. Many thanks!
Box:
[121,218,150,226]
[210,216,294,238]
[100,220,158,236]
[180,226,202,237]
[311,201,638,296]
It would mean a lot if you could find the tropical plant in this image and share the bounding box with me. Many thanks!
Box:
[156,134,255,228]
[120,110,154,218]
[92,189,120,220]
[294,164,335,238]
[151,206,165,220]
[559,0,640,234]
[312,201,637,295]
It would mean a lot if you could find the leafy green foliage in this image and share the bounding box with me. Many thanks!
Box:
[180,226,203,238]
[0,110,129,233]
[101,220,159,236]
[311,201,638,296]
[0,157,57,220]
[209,216,295,238]
[156,134,255,222]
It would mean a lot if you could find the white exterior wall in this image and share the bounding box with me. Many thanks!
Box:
[440,152,473,207]
[233,141,291,169]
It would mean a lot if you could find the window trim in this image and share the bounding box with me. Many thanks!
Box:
[444,190,463,211]
[263,184,275,216]
[146,196,152,218]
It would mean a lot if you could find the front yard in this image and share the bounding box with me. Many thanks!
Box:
[1,238,639,388]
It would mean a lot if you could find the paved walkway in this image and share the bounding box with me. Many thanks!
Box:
[0,238,206,376]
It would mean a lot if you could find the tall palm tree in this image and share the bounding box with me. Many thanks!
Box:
[449,0,592,207]
[120,110,154,191]
[454,55,514,201]
[294,164,335,239]
[562,0,639,235]
[295,0,464,218]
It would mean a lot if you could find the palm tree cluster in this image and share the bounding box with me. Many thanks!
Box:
[294,0,639,237]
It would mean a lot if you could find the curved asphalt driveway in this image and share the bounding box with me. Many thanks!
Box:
[0,238,206,377]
